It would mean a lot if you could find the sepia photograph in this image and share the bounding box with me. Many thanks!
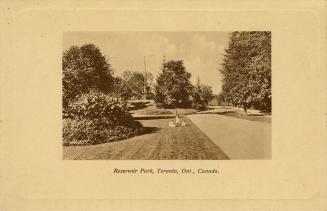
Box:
[2,0,326,210]
[62,31,271,160]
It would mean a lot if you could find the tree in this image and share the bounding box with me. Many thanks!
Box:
[62,44,114,109]
[121,70,154,100]
[217,92,225,105]
[154,60,193,108]
[111,77,134,100]
[192,77,214,110]
[219,31,271,112]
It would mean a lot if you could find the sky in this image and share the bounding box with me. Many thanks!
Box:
[63,31,231,94]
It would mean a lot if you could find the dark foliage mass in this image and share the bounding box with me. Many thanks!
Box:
[192,78,214,110]
[122,70,154,100]
[154,60,193,108]
[62,44,114,110]
[111,76,134,100]
[62,44,142,146]
[63,90,142,146]
[110,70,154,100]
[219,31,271,112]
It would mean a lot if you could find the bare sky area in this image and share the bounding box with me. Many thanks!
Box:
[63,31,231,94]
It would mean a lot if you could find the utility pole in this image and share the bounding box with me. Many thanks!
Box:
[162,55,166,64]
[143,56,147,100]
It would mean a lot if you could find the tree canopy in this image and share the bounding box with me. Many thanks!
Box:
[111,76,134,100]
[122,70,154,100]
[192,77,214,110]
[154,60,193,108]
[219,31,271,111]
[62,44,114,108]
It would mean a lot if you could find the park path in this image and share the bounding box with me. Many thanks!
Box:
[188,114,271,159]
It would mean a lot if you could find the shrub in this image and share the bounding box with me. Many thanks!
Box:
[63,90,142,146]
[192,79,214,110]
[63,119,140,146]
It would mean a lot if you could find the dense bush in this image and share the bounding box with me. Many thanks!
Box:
[192,79,214,110]
[63,90,142,146]
[63,119,139,146]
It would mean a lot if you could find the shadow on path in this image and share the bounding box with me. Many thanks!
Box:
[128,101,151,111]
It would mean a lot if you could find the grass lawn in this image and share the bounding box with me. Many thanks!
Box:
[63,116,229,160]
[219,112,271,123]
[201,106,271,123]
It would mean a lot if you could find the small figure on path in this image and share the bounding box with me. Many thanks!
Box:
[168,120,175,127]
[181,120,186,127]
[175,114,181,126]
[243,102,248,116]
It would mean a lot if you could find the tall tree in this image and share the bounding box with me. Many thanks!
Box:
[62,44,113,108]
[155,60,193,108]
[220,31,271,111]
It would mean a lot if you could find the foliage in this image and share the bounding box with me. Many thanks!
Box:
[63,90,142,146]
[62,44,114,110]
[219,31,271,111]
[122,70,154,100]
[154,60,193,108]
[63,119,139,146]
[192,78,214,110]
[111,77,134,100]
[66,90,141,128]
[217,93,225,105]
